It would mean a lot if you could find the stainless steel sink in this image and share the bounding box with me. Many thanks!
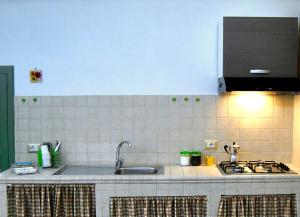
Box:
[53,165,115,175]
[53,165,163,175]
[115,166,163,175]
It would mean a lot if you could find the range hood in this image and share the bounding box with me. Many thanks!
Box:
[218,17,300,94]
[218,77,300,93]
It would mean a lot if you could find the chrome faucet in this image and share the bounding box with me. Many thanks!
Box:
[115,141,132,171]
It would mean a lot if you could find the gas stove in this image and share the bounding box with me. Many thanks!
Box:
[218,161,297,175]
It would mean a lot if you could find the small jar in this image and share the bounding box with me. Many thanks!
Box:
[206,156,215,166]
[180,151,191,166]
[190,151,201,166]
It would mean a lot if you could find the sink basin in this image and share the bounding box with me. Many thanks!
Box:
[115,166,163,175]
[53,165,163,175]
[53,165,115,175]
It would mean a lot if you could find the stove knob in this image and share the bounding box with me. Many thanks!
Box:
[279,163,290,171]
[265,166,272,173]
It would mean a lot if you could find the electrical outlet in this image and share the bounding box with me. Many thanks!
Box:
[27,143,40,153]
[204,140,218,150]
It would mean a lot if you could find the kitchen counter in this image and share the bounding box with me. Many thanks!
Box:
[0,164,300,184]
[1,164,300,217]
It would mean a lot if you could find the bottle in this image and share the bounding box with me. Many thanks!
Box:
[41,144,51,168]
[37,146,43,168]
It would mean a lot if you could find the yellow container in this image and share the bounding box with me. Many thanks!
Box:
[206,156,214,166]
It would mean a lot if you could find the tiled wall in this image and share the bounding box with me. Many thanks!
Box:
[15,95,294,165]
[293,95,300,167]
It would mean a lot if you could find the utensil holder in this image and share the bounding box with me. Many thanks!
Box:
[50,148,61,168]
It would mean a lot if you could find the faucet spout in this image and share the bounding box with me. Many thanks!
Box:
[115,141,132,171]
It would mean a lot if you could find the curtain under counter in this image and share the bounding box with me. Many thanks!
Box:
[7,184,96,217]
[110,195,207,217]
[217,194,297,217]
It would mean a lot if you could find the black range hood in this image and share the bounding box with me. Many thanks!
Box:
[218,77,300,93]
[218,17,300,94]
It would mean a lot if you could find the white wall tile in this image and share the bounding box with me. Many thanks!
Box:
[15,95,294,164]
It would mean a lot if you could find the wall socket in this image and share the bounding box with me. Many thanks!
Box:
[27,143,40,153]
[204,140,218,150]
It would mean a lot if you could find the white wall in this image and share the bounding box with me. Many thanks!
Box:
[1,0,299,96]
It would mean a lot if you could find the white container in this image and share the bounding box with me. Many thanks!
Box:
[180,152,191,166]
[41,145,51,168]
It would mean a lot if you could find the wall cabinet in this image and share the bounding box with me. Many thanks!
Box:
[220,17,298,78]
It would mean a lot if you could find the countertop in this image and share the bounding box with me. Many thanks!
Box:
[1,164,300,184]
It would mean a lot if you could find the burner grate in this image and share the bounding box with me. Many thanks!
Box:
[219,161,248,174]
[218,161,296,175]
[248,161,290,173]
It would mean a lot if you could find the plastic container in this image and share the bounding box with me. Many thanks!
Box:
[190,151,201,166]
[50,148,61,168]
[180,151,191,166]
[206,156,215,166]
[37,147,43,168]
[41,145,51,168]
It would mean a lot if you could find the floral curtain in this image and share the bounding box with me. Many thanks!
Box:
[7,184,96,217]
[110,196,207,217]
[217,194,297,217]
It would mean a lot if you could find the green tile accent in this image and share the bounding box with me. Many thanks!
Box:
[21,98,26,103]
[195,97,200,102]
[33,97,38,102]
[184,97,189,102]
[172,97,177,102]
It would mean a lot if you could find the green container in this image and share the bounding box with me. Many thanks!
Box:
[180,151,191,166]
[37,147,43,168]
[180,151,190,156]
[191,151,201,156]
[190,151,201,166]
[50,148,61,168]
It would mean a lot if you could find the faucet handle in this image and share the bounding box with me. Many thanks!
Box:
[115,158,124,168]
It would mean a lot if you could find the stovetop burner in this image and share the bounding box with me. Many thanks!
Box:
[218,161,297,175]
